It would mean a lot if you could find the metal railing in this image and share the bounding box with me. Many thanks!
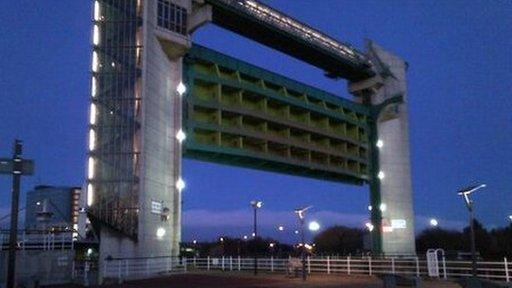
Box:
[0,231,74,250]
[189,256,511,282]
[101,257,187,281]
[83,255,511,284]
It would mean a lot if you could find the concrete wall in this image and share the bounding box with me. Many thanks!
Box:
[0,250,75,287]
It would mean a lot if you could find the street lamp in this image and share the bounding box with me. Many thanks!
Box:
[430,218,439,227]
[508,215,512,222]
[458,183,486,277]
[250,200,262,275]
[294,205,312,281]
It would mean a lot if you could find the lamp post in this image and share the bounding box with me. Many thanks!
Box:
[294,206,312,281]
[458,183,486,277]
[250,200,262,275]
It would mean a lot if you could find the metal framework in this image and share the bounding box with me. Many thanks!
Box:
[183,45,371,184]
[87,0,142,238]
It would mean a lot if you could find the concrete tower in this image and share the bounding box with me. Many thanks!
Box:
[349,41,416,255]
[86,0,209,266]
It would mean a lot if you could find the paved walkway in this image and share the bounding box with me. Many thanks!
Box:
[54,271,462,288]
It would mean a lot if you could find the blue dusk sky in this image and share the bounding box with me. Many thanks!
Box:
[0,1,511,242]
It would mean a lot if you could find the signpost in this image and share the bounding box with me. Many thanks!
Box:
[2,140,35,288]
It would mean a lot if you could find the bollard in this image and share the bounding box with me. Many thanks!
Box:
[369,256,372,276]
[415,257,420,277]
[307,256,311,274]
[230,256,233,271]
[271,256,274,272]
[207,256,210,271]
[347,256,351,275]
[327,256,330,274]
[222,256,225,271]
[505,257,509,282]
[442,256,447,280]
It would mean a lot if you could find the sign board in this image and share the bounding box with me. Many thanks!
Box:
[391,219,407,229]
[151,200,163,214]
[0,158,35,175]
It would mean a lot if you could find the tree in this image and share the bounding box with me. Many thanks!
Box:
[313,225,364,255]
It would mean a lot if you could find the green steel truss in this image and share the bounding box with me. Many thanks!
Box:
[183,45,372,185]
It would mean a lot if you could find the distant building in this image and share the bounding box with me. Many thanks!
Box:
[25,185,81,232]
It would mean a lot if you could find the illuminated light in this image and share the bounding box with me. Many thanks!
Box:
[269,243,275,248]
[93,25,100,45]
[193,240,197,244]
[378,171,385,180]
[304,243,313,250]
[176,82,187,96]
[176,129,186,143]
[383,226,394,233]
[73,224,78,231]
[156,227,166,238]
[91,77,97,97]
[87,184,94,206]
[278,226,284,231]
[379,203,387,212]
[176,178,185,192]
[89,103,97,125]
[430,218,439,227]
[294,230,299,235]
[509,215,512,222]
[219,237,224,242]
[92,51,99,72]
[368,205,372,211]
[243,235,248,240]
[89,129,96,151]
[88,157,95,179]
[36,201,41,206]
[251,200,263,209]
[365,222,374,232]
[252,232,256,237]
[308,221,320,232]
[376,139,384,148]
[93,1,100,21]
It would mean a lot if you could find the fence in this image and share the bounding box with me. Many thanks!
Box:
[94,255,511,283]
[101,257,187,282]
[189,256,511,282]
[0,231,74,250]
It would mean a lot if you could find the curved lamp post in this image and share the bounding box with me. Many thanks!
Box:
[457,183,486,277]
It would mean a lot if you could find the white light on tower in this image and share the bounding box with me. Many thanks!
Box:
[87,183,94,206]
[93,1,101,21]
[376,139,384,148]
[379,203,387,212]
[156,227,166,238]
[365,222,374,232]
[92,51,99,72]
[93,25,100,45]
[89,103,97,125]
[176,178,185,192]
[89,129,96,151]
[176,129,186,143]
[508,215,512,222]
[308,221,320,231]
[378,171,385,180]
[176,82,187,96]
[368,205,373,211]
[91,77,97,98]
[88,157,95,179]
[278,226,284,231]
[430,218,439,227]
